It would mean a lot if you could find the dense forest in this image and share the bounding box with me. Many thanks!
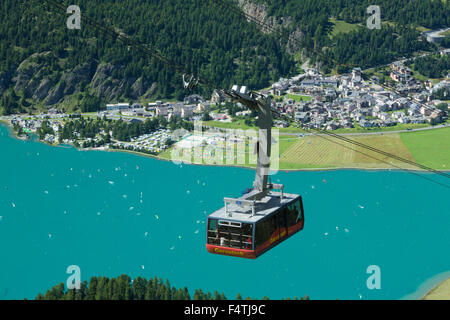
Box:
[35,274,310,300]
[261,0,449,30]
[413,54,450,79]
[254,0,448,71]
[0,0,449,115]
[324,26,432,73]
[0,0,295,113]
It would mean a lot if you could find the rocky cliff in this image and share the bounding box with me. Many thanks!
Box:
[236,0,304,55]
[9,52,159,108]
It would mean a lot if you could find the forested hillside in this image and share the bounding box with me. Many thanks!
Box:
[0,0,294,114]
[250,0,449,71]
[0,0,449,115]
[261,0,449,29]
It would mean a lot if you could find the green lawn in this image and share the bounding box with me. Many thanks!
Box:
[278,135,299,154]
[202,120,256,130]
[286,93,312,102]
[400,127,450,169]
[329,18,360,37]
[332,123,430,134]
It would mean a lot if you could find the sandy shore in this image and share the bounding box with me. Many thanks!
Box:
[422,278,450,300]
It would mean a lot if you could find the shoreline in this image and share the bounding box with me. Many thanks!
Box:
[61,145,450,174]
[1,121,449,173]
[65,143,450,173]
[422,278,450,300]
[401,271,450,300]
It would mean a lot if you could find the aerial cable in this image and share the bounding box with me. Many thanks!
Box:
[307,127,450,178]
[301,128,450,189]
[41,0,449,188]
[42,0,217,91]
[276,111,450,180]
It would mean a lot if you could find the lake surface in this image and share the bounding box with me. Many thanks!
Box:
[0,123,449,300]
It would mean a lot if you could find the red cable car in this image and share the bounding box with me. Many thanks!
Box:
[205,86,305,259]
[206,191,304,259]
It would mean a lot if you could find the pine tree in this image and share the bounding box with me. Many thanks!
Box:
[132,277,147,300]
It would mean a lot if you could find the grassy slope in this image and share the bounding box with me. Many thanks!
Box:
[279,133,417,170]
[400,127,450,169]
[329,18,361,37]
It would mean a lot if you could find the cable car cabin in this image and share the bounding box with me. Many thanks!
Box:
[206,192,304,259]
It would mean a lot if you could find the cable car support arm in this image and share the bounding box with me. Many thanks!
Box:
[221,86,284,206]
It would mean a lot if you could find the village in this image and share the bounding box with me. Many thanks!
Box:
[267,56,449,130]
[99,55,450,132]
[6,113,174,155]
[98,52,450,132]
[3,54,449,155]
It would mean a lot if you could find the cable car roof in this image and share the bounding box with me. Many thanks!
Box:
[208,191,301,224]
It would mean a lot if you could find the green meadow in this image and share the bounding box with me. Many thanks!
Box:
[400,127,450,170]
[329,18,360,37]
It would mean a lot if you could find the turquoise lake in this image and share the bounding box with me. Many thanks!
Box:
[0,123,449,300]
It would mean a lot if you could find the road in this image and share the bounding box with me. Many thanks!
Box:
[280,123,450,137]
[3,113,448,137]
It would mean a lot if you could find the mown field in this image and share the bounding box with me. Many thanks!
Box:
[279,133,418,170]
[159,128,450,171]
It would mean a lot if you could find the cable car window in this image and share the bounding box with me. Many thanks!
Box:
[286,198,303,228]
[229,225,241,249]
[209,219,218,230]
[209,220,253,249]
[294,199,303,222]
[218,224,232,247]
[255,214,277,249]
[286,202,298,228]
[207,218,220,245]
[242,223,253,250]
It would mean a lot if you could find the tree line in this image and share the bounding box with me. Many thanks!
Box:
[58,115,192,143]
[35,274,309,300]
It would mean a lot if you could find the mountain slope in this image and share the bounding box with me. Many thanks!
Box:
[1,0,449,115]
[0,0,295,113]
